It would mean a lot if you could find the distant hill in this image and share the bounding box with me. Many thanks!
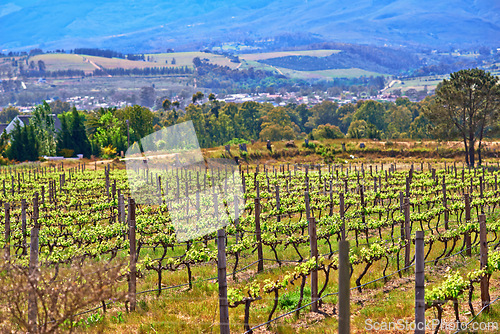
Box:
[1,0,499,52]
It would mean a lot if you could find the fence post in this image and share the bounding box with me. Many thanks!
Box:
[340,193,345,240]
[415,231,425,334]
[479,214,490,312]
[217,228,230,334]
[338,240,350,334]
[308,217,318,312]
[443,176,449,229]
[4,202,10,261]
[305,191,311,219]
[28,192,40,333]
[22,199,27,255]
[275,184,280,222]
[404,197,411,271]
[128,198,136,312]
[254,196,263,273]
[465,194,472,256]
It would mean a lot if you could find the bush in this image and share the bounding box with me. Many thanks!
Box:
[224,138,249,146]
[59,148,74,158]
[101,145,117,159]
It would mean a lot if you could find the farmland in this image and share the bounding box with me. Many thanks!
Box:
[0,140,500,333]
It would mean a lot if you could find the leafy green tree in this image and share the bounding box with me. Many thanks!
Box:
[347,120,368,139]
[93,112,126,153]
[116,105,154,144]
[311,124,344,140]
[236,101,262,140]
[305,101,339,131]
[30,101,56,156]
[70,108,91,157]
[49,100,71,114]
[192,91,204,104]
[296,104,311,132]
[7,120,38,161]
[259,107,296,141]
[409,114,432,139]
[425,69,500,166]
[56,114,72,155]
[336,103,356,134]
[162,99,171,111]
[386,105,412,138]
[352,100,386,131]
[0,106,20,123]
[86,107,117,136]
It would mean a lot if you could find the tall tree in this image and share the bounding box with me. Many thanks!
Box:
[0,106,20,123]
[30,101,56,156]
[352,100,387,131]
[116,105,154,143]
[259,107,296,141]
[49,100,71,114]
[56,114,72,154]
[7,120,38,161]
[425,69,500,167]
[70,108,91,157]
[304,101,339,131]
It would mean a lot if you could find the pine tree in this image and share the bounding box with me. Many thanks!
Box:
[7,121,39,161]
[56,114,72,154]
[70,108,91,157]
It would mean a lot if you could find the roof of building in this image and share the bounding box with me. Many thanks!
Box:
[5,114,62,134]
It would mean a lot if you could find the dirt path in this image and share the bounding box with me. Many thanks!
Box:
[83,57,112,77]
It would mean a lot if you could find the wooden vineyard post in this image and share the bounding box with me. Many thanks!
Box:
[340,193,345,240]
[275,184,280,222]
[480,177,484,214]
[28,193,40,333]
[465,194,472,256]
[128,198,137,312]
[329,180,334,216]
[406,176,410,198]
[308,217,318,312]
[404,197,411,271]
[254,195,264,273]
[479,214,490,312]
[4,202,10,261]
[415,231,425,334]
[305,191,311,219]
[212,191,230,334]
[234,191,240,243]
[22,199,27,255]
[338,240,350,334]
[443,176,449,229]
[105,168,110,198]
[217,228,230,334]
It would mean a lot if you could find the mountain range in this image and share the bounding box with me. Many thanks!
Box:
[1,0,499,52]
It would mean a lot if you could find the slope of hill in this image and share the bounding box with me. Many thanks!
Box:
[1,0,499,52]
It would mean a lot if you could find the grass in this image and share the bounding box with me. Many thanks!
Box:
[29,54,96,73]
[85,56,174,70]
[144,52,239,69]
